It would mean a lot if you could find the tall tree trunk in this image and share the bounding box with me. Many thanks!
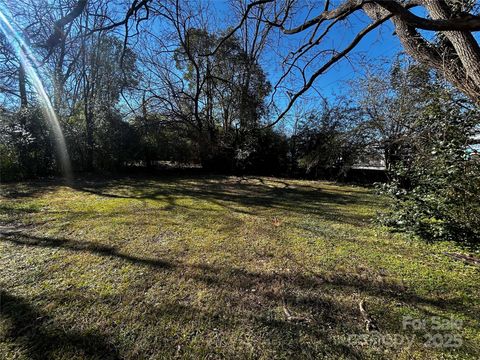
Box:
[365,1,480,103]
[19,64,28,108]
[424,0,480,85]
[84,83,94,171]
[85,106,94,171]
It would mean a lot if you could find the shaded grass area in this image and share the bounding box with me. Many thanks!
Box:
[1,175,479,359]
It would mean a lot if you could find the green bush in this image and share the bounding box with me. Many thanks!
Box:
[379,92,480,244]
[0,107,56,181]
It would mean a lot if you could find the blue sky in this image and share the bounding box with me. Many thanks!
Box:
[1,0,405,119]
[215,1,403,99]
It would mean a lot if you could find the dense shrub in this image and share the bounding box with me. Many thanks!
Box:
[0,107,56,181]
[291,105,368,180]
[93,110,139,170]
[379,92,480,244]
[199,128,289,175]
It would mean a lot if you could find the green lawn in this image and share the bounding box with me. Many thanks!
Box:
[0,175,479,359]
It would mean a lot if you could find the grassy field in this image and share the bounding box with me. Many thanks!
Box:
[0,175,479,359]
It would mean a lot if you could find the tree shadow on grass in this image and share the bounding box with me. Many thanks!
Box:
[70,176,376,226]
[0,289,120,359]
[2,175,376,227]
[2,231,476,322]
[0,231,366,358]
[142,300,365,359]
[2,230,480,358]
[0,230,174,270]
[0,181,62,199]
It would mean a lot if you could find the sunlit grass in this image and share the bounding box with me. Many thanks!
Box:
[1,175,479,359]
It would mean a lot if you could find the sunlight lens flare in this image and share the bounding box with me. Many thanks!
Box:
[0,9,72,181]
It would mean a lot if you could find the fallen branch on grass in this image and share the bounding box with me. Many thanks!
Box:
[359,300,378,332]
[444,252,480,267]
[282,297,312,323]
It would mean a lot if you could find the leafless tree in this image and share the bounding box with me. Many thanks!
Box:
[25,0,480,125]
